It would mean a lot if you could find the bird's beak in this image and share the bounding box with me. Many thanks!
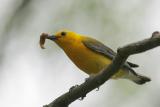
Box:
[47,35,57,41]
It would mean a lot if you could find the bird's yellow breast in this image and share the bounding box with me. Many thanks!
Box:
[56,36,126,78]
[61,38,111,75]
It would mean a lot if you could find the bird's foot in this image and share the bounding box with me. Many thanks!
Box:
[69,85,79,92]
[85,77,90,82]
[85,74,100,91]
[85,74,96,82]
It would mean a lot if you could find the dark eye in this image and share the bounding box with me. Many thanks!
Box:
[61,32,66,36]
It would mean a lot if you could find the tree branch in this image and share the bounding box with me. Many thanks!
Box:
[43,31,160,107]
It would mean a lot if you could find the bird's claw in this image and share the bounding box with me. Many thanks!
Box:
[85,75,100,91]
[85,77,90,82]
[69,85,79,92]
[85,75,95,82]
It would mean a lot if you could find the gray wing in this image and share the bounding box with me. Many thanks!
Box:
[82,37,139,68]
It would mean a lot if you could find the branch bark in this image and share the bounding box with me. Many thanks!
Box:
[43,31,160,107]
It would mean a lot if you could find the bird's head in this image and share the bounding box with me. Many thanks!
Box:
[47,30,80,48]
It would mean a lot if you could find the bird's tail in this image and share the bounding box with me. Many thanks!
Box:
[125,71,151,85]
[132,74,151,85]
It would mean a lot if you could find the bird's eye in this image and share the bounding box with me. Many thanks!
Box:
[61,32,66,36]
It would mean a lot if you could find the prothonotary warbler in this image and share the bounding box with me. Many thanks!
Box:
[40,30,151,85]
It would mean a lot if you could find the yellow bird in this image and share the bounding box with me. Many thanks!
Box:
[42,30,151,85]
